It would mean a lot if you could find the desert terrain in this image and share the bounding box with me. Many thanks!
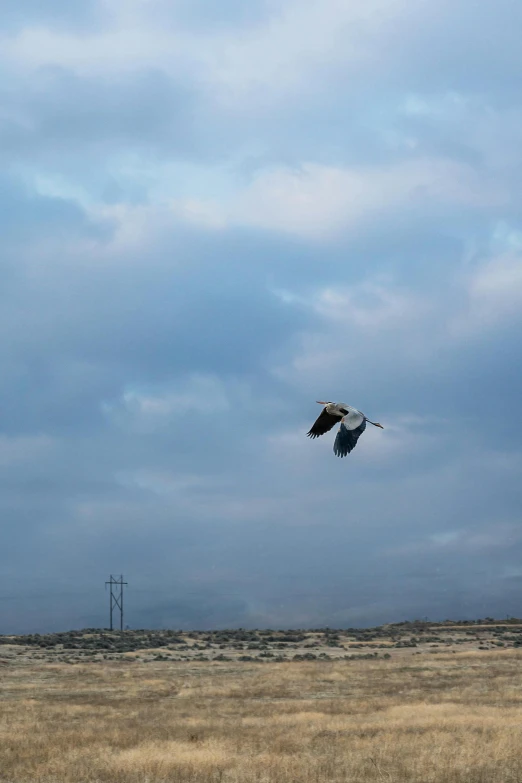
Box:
[1,621,522,781]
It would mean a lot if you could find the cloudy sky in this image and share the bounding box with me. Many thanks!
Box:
[1,0,522,634]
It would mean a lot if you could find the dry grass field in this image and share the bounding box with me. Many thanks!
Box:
[2,643,522,782]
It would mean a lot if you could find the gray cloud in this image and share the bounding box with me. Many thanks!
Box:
[0,0,522,633]
[2,0,103,33]
[0,67,204,176]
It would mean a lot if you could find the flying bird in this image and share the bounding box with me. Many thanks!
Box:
[307,401,383,458]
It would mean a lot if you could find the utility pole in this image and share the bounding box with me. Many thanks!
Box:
[105,575,128,631]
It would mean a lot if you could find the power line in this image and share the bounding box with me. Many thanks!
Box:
[105,575,127,631]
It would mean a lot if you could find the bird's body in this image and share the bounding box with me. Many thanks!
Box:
[307,401,383,458]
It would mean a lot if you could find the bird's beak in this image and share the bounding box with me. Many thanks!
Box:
[316,401,327,405]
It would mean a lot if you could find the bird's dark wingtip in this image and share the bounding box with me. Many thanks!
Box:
[333,422,356,458]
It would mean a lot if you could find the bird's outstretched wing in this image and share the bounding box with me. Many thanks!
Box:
[333,418,367,457]
[341,409,365,431]
[307,407,341,438]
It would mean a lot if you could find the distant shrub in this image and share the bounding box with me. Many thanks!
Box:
[278,634,306,643]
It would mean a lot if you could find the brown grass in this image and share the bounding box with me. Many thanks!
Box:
[2,650,522,782]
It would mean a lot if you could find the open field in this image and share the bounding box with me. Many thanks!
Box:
[2,636,522,781]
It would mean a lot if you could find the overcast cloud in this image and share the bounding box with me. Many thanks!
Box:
[1,0,522,633]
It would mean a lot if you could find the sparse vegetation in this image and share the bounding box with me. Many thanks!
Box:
[1,647,522,781]
[2,620,522,665]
